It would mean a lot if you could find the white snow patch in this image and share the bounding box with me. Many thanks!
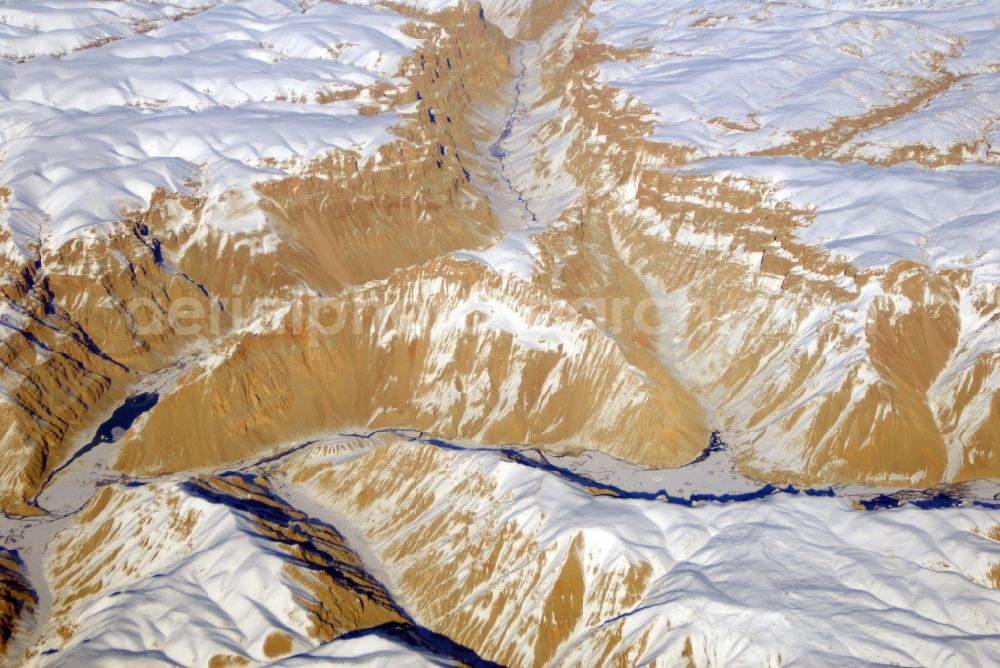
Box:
[284,438,1000,668]
[681,156,1000,273]
[841,73,1000,159]
[0,0,424,254]
[588,0,1000,156]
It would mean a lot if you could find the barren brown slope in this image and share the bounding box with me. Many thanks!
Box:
[0,3,518,513]
[0,549,35,659]
[114,257,704,475]
[2,0,998,523]
[20,476,407,662]
[112,0,1000,486]
[111,0,709,478]
[281,437,658,668]
[517,2,1000,485]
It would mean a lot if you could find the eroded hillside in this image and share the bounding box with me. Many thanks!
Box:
[1,0,999,665]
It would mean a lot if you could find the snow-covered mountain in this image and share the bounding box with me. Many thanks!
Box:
[1,0,999,665]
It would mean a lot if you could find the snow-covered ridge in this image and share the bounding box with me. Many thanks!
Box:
[0,0,225,62]
[840,72,1000,162]
[588,0,1000,156]
[279,436,1000,667]
[589,0,1000,276]
[18,475,478,666]
[682,157,1000,272]
[0,0,423,254]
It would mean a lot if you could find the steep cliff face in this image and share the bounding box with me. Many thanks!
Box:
[0,194,237,513]
[14,475,461,665]
[272,435,1000,668]
[0,1,521,512]
[584,164,995,484]
[514,0,1000,485]
[279,436,656,668]
[2,0,1000,665]
[0,549,35,657]
[4,0,994,512]
[114,257,705,475]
